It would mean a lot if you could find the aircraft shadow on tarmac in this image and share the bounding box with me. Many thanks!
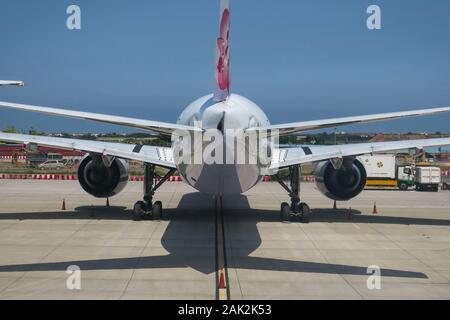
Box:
[0,192,444,278]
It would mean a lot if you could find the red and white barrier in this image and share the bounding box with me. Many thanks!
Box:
[0,156,26,160]
[130,176,183,182]
[0,174,78,181]
[0,174,184,182]
[260,176,315,182]
[0,173,318,182]
[302,176,315,182]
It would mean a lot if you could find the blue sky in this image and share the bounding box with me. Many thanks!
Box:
[0,0,449,133]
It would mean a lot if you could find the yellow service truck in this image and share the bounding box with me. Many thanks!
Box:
[357,154,415,190]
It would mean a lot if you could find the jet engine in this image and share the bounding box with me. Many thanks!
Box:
[314,158,367,201]
[78,155,129,198]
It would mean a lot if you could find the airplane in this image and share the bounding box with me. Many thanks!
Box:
[0,80,24,87]
[1,0,450,223]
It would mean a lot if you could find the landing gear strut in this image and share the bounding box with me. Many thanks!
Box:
[133,164,176,221]
[273,164,311,223]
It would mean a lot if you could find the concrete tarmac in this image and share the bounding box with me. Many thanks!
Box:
[0,180,449,300]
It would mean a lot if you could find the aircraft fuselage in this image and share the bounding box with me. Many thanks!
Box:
[174,94,272,196]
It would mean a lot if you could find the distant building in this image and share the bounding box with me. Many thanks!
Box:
[0,145,85,164]
[0,144,26,161]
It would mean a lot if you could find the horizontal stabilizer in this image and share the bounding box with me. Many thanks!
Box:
[248,106,450,136]
[0,101,202,136]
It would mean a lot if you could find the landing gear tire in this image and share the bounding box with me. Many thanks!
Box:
[281,202,291,222]
[275,165,312,223]
[132,164,176,222]
[299,203,310,224]
[133,201,145,221]
[153,201,163,220]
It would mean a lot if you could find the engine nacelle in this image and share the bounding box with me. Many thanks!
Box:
[314,159,367,201]
[78,155,129,198]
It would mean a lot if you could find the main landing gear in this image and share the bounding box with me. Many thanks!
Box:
[272,164,311,223]
[133,164,176,221]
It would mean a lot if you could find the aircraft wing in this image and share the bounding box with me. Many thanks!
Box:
[248,106,450,136]
[0,101,202,136]
[0,81,24,87]
[271,138,450,170]
[0,132,176,169]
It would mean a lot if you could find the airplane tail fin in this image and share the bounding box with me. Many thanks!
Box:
[213,0,231,102]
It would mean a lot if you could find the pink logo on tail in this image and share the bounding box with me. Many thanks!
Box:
[216,9,230,97]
